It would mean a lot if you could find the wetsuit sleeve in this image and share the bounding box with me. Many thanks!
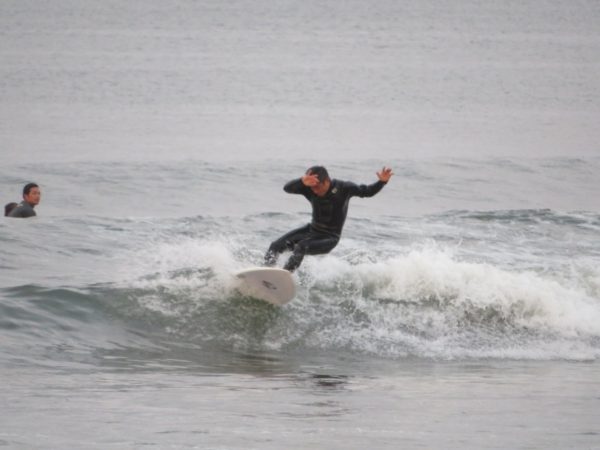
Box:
[346,180,387,198]
[283,178,310,195]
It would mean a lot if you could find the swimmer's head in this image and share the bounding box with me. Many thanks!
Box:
[23,183,41,206]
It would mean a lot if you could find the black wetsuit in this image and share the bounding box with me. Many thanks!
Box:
[265,178,387,271]
[7,201,36,218]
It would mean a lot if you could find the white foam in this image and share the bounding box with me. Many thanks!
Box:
[110,237,246,319]
[300,245,600,359]
[110,236,600,359]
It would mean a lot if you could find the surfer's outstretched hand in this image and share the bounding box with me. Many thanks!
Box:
[377,167,393,183]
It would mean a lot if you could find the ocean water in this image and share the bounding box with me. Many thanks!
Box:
[2,1,600,449]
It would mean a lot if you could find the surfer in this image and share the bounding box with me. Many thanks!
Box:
[7,183,41,218]
[264,166,393,272]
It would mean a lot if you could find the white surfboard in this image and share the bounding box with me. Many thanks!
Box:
[235,267,296,306]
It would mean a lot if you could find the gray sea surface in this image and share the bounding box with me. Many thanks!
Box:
[1,1,600,449]
[1,0,599,162]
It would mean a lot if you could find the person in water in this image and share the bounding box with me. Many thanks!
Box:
[265,165,393,272]
[8,183,41,218]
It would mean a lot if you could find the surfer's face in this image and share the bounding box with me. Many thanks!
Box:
[311,179,330,197]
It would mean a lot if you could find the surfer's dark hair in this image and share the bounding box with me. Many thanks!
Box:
[23,183,39,196]
[307,166,330,183]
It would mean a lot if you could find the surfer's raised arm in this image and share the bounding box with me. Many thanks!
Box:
[347,166,394,198]
[283,178,306,194]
